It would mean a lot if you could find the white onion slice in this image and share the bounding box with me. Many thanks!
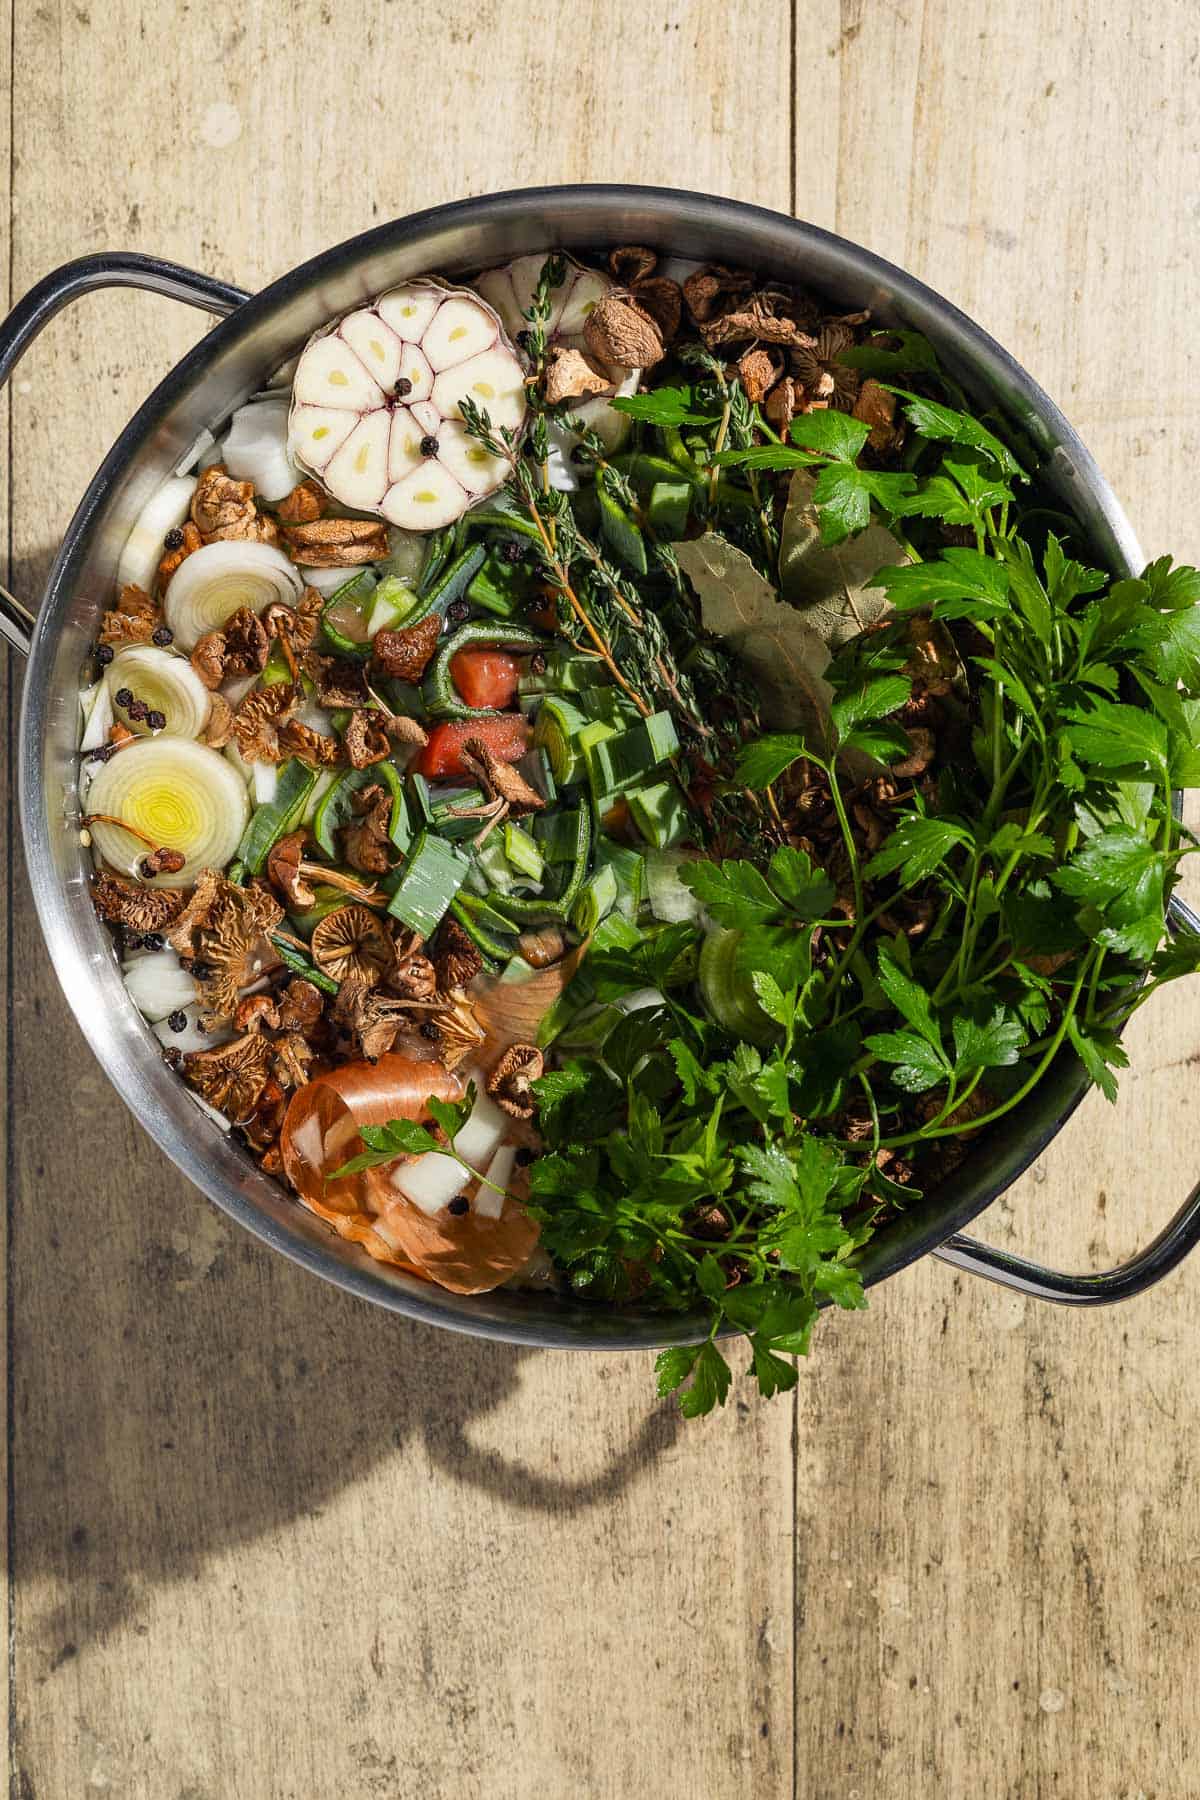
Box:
[221,397,300,502]
[389,1087,510,1216]
[122,949,199,1021]
[301,562,369,597]
[106,645,212,739]
[289,280,525,530]
[252,762,279,806]
[164,541,303,651]
[116,474,198,594]
[87,737,250,886]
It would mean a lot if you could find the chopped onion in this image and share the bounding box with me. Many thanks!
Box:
[106,644,212,739]
[152,1002,230,1055]
[388,1086,509,1217]
[122,949,198,1021]
[116,474,198,594]
[222,397,300,502]
[476,1143,516,1220]
[164,540,303,651]
[79,680,114,752]
[252,761,279,806]
[87,737,250,885]
[301,563,371,597]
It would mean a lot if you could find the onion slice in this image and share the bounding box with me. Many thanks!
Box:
[221,397,300,501]
[164,540,303,651]
[86,737,250,886]
[116,474,198,594]
[121,949,199,1021]
[106,644,212,739]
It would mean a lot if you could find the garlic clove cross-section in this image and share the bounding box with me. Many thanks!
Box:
[288,281,526,531]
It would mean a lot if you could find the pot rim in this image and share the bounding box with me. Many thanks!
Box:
[15,184,1146,1347]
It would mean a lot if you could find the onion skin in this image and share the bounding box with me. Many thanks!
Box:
[280,1055,540,1293]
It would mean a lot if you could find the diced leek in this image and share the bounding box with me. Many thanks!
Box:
[571,863,619,936]
[596,839,645,919]
[498,954,539,984]
[518,651,599,698]
[385,830,470,935]
[533,697,589,785]
[628,779,689,849]
[515,747,557,806]
[535,808,586,865]
[466,550,530,619]
[698,928,775,1045]
[597,486,648,575]
[475,834,516,894]
[422,542,487,615]
[647,478,693,540]
[236,759,318,874]
[645,848,704,923]
[366,577,421,635]
[503,821,543,882]
[584,712,679,798]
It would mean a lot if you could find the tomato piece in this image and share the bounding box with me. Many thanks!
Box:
[415,716,532,779]
[449,647,523,711]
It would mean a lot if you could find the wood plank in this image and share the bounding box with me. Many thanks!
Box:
[6,3,796,1797]
[795,4,1200,1797]
[1,0,14,1783]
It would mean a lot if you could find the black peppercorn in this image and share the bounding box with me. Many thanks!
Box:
[146,709,167,731]
[447,1196,470,1216]
[419,434,440,457]
[142,932,165,952]
[393,377,413,398]
[88,743,116,765]
[114,687,133,708]
[163,527,186,551]
[192,960,215,981]
[166,1009,188,1033]
[498,537,524,565]
[515,329,531,350]
[126,699,148,723]
[514,1147,534,1167]
[124,932,144,952]
[95,643,114,667]
[162,1047,183,1070]
[445,598,470,625]
[151,625,173,647]
[420,1021,440,1040]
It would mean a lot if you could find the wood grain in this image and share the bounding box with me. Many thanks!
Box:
[2,1,1199,1796]
[4,4,794,1798]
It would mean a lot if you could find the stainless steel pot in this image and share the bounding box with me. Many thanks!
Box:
[3,184,1199,1347]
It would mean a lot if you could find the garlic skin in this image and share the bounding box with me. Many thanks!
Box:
[474,254,641,490]
[288,281,526,531]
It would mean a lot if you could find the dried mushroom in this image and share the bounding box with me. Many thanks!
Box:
[340,784,394,875]
[852,378,900,452]
[276,719,343,767]
[156,523,202,592]
[274,480,325,525]
[201,692,234,749]
[543,346,612,406]
[233,681,299,763]
[434,919,483,993]
[336,985,414,1062]
[99,582,162,649]
[233,993,282,1034]
[736,347,783,405]
[461,737,544,812]
[266,830,318,910]
[387,943,439,1002]
[90,870,186,932]
[682,263,754,324]
[426,992,486,1073]
[486,1044,544,1119]
[276,977,325,1033]
[183,1032,273,1121]
[790,323,861,410]
[168,872,284,1019]
[310,904,393,988]
[280,517,389,567]
[343,709,393,769]
[271,1032,314,1090]
[583,296,664,370]
[372,613,442,683]
[608,245,658,286]
[264,587,324,659]
[306,652,370,710]
[191,606,269,688]
[700,291,818,351]
[191,465,279,546]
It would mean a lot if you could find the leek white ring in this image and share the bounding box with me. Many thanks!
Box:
[87,737,250,886]
[164,540,303,651]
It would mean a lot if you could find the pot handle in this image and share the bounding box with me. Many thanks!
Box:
[0,252,251,657]
[934,891,1200,1304]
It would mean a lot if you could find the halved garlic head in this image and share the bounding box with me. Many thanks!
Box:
[289,282,526,531]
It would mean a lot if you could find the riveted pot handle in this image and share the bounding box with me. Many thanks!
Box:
[934,892,1200,1304]
[0,253,250,657]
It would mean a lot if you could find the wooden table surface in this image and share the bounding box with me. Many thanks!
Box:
[2,3,1198,1795]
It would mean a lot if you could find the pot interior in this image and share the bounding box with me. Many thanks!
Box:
[19,187,1141,1347]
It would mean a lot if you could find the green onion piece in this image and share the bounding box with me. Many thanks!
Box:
[534,697,590,785]
[454,890,521,938]
[385,830,470,935]
[571,863,619,936]
[503,821,544,882]
[313,762,409,861]
[536,807,587,864]
[270,934,340,996]
[647,479,692,539]
[595,838,645,918]
[421,542,488,618]
[415,527,453,598]
[236,758,317,874]
[518,651,600,698]
[628,779,689,849]
[597,486,649,575]
[584,712,679,798]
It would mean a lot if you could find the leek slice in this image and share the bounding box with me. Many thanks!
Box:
[87,738,250,885]
[106,645,212,739]
[116,474,198,594]
[164,541,303,651]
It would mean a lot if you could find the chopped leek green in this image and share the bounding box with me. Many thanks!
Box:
[628,779,689,849]
[534,696,589,785]
[571,862,619,935]
[385,830,470,935]
[597,486,648,575]
[584,712,679,797]
[647,479,692,539]
[503,821,544,882]
[312,762,409,860]
[236,759,317,874]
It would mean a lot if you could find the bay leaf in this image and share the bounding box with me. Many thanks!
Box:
[778,470,908,647]
[674,533,833,750]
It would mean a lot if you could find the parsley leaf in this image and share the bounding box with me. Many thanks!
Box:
[654,1340,733,1417]
[885,387,1024,477]
[866,815,972,886]
[610,385,718,426]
